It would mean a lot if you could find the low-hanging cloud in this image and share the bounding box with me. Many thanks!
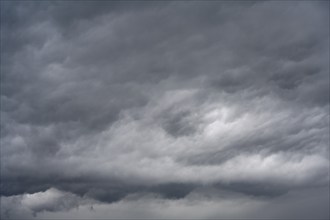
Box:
[1,1,329,219]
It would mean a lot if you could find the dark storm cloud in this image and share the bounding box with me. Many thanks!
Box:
[1,1,329,219]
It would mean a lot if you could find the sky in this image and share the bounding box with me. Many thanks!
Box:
[0,1,329,219]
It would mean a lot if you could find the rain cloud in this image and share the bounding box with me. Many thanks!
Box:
[1,1,329,219]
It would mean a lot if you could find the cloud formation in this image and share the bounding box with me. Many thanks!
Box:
[1,1,329,219]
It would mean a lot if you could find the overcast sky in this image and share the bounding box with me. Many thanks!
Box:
[0,1,329,219]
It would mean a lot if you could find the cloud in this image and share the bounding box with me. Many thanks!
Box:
[2,187,328,219]
[1,1,329,219]
[0,188,93,219]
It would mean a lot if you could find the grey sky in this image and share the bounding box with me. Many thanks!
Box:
[1,1,329,219]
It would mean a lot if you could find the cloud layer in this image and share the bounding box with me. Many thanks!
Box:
[1,1,329,219]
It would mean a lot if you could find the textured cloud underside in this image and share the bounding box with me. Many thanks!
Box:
[1,1,329,219]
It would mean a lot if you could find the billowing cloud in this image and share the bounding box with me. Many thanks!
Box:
[1,1,329,219]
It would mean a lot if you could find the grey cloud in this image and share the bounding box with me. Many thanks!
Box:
[1,188,94,219]
[1,1,329,219]
[2,187,328,219]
